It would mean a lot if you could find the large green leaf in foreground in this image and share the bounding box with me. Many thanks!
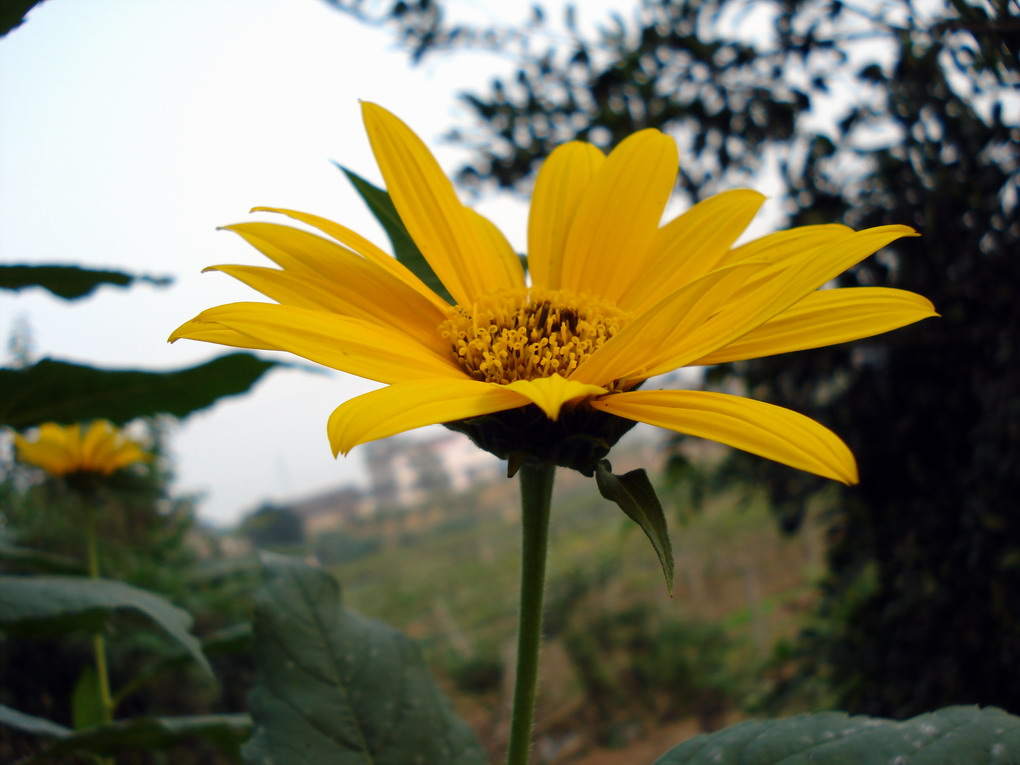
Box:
[0,575,211,677]
[0,264,171,300]
[654,706,1020,764]
[0,353,280,429]
[243,554,486,765]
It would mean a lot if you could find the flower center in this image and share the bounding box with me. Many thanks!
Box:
[439,289,630,386]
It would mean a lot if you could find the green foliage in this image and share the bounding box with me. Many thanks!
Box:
[71,665,104,730]
[238,503,305,549]
[243,553,486,765]
[0,543,85,575]
[0,264,171,300]
[445,654,504,696]
[0,705,252,764]
[340,165,454,303]
[562,603,737,740]
[653,706,1020,765]
[0,575,212,677]
[313,528,381,566]
[0,704,71,739]
[596,460,674,595]
[702,3,1020,716]
[0,0,42,38]
[0,353,282,429]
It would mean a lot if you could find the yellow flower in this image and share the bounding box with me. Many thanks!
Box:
[13,421,151,478]
[171,103,935,483]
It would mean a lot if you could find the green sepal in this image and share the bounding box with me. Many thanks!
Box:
[337,164,454,304]
[595,460,674,596]
[447,402,638,476]
[653,706,1020,764]
[0,264,171,300]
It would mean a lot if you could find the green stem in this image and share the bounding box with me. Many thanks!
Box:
[85,504,114,727]
[506,461,556,765]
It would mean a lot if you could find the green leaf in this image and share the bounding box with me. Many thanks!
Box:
[243,553,486,765]
[0,575,212,677]
[596,460,674,595]
[0,353,281,429]
[16,714,253,763]
[653,706,1020,764]
[0,0,43,38]
[71,666,104,731]
[0,264,171,300]
[114,623,252,706]
[0,542,85,575]
[0,703,71,740]
[338,164,454,304]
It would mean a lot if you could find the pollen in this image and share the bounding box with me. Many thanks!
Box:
[439,289,630,386]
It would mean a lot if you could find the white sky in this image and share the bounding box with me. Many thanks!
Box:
[0,0,635,525]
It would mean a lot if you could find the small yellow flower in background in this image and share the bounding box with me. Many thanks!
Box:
[13,421,151,478]
[171,103,936,483]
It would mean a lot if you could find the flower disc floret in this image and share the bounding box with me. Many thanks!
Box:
[440,289,630,388]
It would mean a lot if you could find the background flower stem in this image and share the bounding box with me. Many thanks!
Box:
[506,461,556,765]
[84,502,115,728]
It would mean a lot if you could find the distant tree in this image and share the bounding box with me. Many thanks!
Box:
[328,0,1020,716]
[239,502,305,549]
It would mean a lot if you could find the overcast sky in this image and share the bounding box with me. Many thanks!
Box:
[1,0,649,525]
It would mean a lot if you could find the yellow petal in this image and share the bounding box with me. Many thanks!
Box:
[205,263,451,357]
[570,262,761,387]
[559,129,678,301]
[693,287,938,365]
[61,424,83,470]
[715,223,855,269]
[328,378,527,456]
[464,207,525,290]
[527,141,606,290]
[221,222,448,341]
[593,390,858,484]
[252,206,451,312]
[14,432,73,476]
[203,265,327,311]
[619,189,766,313]
[80,421,115,473]
[504,375,607,421]
[172,302,464,384]
[169,320,279,351]
[106,443,151,472]
[361,102,523,305]
[640,225,919,377]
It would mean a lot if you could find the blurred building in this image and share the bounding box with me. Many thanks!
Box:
[362,431,502,512]
[290,486,367,537]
